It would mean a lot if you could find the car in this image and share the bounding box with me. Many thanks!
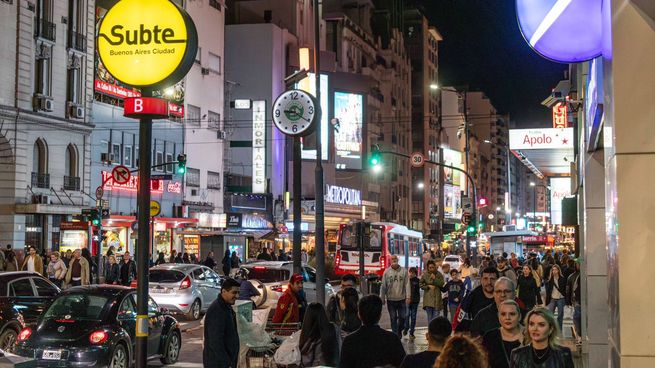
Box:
[239,261,335,309]
[148,264,223,320]
[14,285,181,367]
[0,272,60,352]
[442,255,464,271]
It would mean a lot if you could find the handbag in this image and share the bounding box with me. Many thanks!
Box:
[274,330,301,366]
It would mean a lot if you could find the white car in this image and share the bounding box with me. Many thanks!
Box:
[442,255,464,271]
[239,261,335,309]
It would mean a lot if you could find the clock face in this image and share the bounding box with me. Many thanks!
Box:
[272,90,319,137]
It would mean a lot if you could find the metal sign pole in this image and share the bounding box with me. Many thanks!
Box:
[135,89,153,368]
[313,0,325,305]
[292,137,302,275]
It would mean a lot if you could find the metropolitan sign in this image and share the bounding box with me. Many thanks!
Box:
[97,0,198,89]
[509,128,573,150]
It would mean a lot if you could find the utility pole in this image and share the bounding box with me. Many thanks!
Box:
[313,0,326,305]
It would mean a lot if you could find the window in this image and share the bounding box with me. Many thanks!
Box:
[9,279,34,297]
[156,151,164,172]
[35,45,52,96]
[187,104,201,126]
[124,146,133,167]
[100,140,109,162]
[166,153,173,173]
[134,147,139,168]
[67,0,85,51]
[186,168,200,187]
[65,144,77,177]
[207,171,221,190]
[192,268,205,281]
[33,278,58,296]
[208,110,220,129]
[66,56,83,104]
[117,296,136,319]
[208,52,221,74]
[112,143,121,165]
[33,139,48,175]
[35,0,55,41]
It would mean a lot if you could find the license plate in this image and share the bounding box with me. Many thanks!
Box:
[150,287,170,294]
[42,350,62,360]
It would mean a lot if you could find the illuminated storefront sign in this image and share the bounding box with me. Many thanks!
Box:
[509,128,574,150]
[167,182,181,193]
[325,185,361,206]
[299,73,329,160]
[102,171,163,193]
[550,177,571,225]
[552,102,568,128]
[97,0,198,89]
[516,0,602,62]
[252,100,266,193]
[334,92,363,170]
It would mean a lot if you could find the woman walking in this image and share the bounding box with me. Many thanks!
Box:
[104,255,120,284]
[221,249,231,276]
[545,264,567,330]
[339,287,361,336]
[46,252,67,288]
[299,303,341,367]
[517,264,541,311]
[482,300,523,368]
[509,307,574,367]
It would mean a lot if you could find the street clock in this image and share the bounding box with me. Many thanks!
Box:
[272,89,320,137]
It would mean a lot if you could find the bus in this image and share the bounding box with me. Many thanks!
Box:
[335,222,424,277]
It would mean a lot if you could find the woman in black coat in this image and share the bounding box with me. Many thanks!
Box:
[104,255,120,284]
[299,303,341,367]
[221,249,231,276]
[517,264,541,310]
[482,300,523,368]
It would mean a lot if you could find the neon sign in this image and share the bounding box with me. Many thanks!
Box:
[552,102,567,128]
[516,0,602,62]
[167,182,181,193]
[102,171,163,192]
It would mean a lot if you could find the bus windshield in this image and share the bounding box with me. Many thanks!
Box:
[339,225,382,251]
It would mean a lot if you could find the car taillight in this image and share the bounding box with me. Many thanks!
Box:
[17,328,31,342]
[180,275,192,290]
[89,330,109,345]
[381,256,386,269]
[271,284,288,293]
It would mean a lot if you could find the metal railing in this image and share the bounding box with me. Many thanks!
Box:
[68,31,86,51]
[31,172,50,188]
[63,176,80,191]
[35,18,56,42]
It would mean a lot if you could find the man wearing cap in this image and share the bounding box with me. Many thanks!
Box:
[496,256,517,285]
[272,273,305,323]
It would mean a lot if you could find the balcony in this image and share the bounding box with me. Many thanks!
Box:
[63,176,80,191]
[35,18,56,42]
[68,31,86,52]
[31,172,50,189]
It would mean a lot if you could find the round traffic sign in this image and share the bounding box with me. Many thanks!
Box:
[112,165,131,185]
[410,152,425,168]
[95,186,104,200]
[150,200,161,217]
[461,212,472,225]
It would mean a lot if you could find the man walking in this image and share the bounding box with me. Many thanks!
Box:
[118,252,137,287]
[470,277,516,337]
[497,256,517,285]
[203,278,241,368]
[452,266,498,332]
[339,295,405,368]
[400,317,452,368]
[65,249,90,287]
[380,255,411,337]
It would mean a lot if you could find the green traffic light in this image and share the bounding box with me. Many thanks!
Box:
[177,165,186,174]
[370,157,379,166]
[92,218,100,226]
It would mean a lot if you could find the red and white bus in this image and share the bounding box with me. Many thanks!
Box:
[335,222,424,277]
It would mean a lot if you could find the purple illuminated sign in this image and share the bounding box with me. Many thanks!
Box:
[516,0,602,63]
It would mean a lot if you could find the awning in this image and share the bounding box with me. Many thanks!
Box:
[15,203,86,215]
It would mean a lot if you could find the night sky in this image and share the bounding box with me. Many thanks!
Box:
[416,0,569,127]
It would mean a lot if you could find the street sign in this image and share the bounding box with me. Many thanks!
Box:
[462,195,472,211]
[410,152,425,168]
[461,212,472,225]
[95,186,104,199]
[112,165,131,185]
[151,174,173,180]
[150,200,161,217]
[96,199,110,209]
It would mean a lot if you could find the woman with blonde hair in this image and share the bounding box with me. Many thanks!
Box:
[46,251,67,288]
[509,307,574,367]
[434,334,489,368]
[104,255,119,284]
[545,264,567,330]
[482,300,523,368]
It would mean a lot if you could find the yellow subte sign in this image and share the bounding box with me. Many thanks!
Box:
[150,200,161,217]
[97,0,198,89]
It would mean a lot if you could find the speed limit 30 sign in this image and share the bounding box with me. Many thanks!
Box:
[410,152,425,168]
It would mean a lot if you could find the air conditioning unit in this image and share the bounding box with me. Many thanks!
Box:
[68,103,84,119]
[191,189,198,196]
[34,95,54,112]
[217,130,226,139]
[201,67,210,75]
[101,152,114,163]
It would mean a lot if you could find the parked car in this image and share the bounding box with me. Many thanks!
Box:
[239,261,335,309]
[148,264,223,320]
[14,285,181,367]
[442,255,464,271]
[0,272,60,351]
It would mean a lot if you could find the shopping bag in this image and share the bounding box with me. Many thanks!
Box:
[273,330,301,366]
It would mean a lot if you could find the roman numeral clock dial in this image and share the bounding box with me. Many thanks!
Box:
[272,90,320,137]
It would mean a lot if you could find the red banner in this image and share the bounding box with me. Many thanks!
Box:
[94,79,184,118]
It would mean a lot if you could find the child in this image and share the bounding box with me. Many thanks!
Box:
[403,267,421,340]
[443,269,465,323]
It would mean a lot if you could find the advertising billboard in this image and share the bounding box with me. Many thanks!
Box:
[444,184,462,219]
[442,148,463,187]
[299,73,329,160]
[334,92,363,170]
[509,128,574,150]
[550,177,572,225]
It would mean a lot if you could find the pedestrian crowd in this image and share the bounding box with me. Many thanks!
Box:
[201,248,578,367]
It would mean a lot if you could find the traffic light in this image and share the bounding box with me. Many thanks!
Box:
[466,220,477,236]
[369,145,381,168]
[177,154,187,174]
[90,209,101,226]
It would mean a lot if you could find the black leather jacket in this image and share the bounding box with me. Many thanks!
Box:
[509,345,574,368]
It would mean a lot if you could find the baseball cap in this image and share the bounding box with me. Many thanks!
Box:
[290,273,303,283]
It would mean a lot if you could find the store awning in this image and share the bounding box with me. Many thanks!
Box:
[103,215,198,228]
[15,203,86,215]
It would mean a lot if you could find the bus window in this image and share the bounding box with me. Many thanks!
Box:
[340,224,356,249]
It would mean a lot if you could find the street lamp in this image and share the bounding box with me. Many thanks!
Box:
[417,182,425,189]
[430,83,439,90]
